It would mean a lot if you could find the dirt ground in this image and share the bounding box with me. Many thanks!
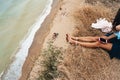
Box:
[57,0,120,80]
[26,0,120,80]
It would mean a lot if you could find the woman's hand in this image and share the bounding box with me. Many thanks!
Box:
[116,25,120,31]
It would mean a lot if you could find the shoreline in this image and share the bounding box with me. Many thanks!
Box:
[0,0,120,79]
[19,0,62,80]
[0,0,53,80]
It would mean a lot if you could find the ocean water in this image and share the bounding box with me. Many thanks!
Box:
[0,0,53,79]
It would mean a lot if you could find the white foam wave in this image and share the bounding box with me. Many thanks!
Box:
[0,0,53,80]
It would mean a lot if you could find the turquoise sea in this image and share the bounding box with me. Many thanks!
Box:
[0,0,53,79]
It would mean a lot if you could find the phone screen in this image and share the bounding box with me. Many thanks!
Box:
[99,38,107,43]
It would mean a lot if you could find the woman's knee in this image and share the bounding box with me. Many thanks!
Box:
[99,43,112,51]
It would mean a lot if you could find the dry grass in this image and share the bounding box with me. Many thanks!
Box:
[73,3,113,37]
[37,41,63,80]
[56,2,120,80]
[58,46,110,80]
[34,1,120,80]
[27,0,120,80]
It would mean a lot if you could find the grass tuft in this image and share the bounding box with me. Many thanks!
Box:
[38,40,63,80]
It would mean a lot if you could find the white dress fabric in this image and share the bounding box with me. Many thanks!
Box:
[91,18,112,33]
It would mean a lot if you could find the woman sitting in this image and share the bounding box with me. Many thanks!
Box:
[66,8,120,59]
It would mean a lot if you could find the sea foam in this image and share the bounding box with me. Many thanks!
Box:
[0,0,53,80]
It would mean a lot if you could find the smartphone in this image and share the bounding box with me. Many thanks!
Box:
[99,37,107,43]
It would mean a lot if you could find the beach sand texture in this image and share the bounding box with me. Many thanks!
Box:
[20,0,120,80]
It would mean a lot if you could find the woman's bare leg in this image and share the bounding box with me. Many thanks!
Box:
[77,41,112,51]
[68,38,99,47]
[68,36,112,51]
[67,34,99,42]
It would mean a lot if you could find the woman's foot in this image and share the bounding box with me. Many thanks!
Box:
[66,34,78,45]
[66,34,69,42]
[66,34,73,42]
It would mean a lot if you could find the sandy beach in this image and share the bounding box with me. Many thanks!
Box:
[19,0,62,80]
[20,0,120,80]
